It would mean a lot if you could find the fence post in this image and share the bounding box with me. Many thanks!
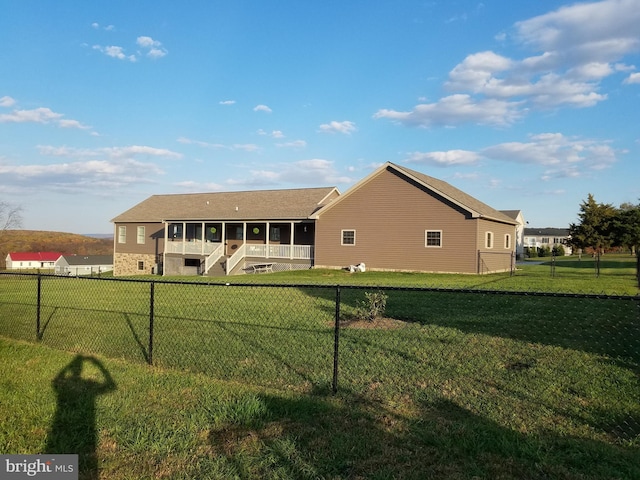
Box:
[332,285,341,395]
[36,274,42,340]
[148,281,155,365]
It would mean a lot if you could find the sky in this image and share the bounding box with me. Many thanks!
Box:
[1,0,639,235]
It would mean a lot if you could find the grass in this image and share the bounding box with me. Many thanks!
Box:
[1,256,639,478]
[1,338,639,480]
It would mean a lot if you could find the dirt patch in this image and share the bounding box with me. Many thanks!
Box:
[340,317,407,330]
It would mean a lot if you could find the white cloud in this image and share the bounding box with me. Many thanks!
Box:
[219,100,236,105]
[276,140,307,148]
[38,145,183,160]
[93,45,136,62]
[253,104,272,113]
[482,133,618,173]
[624,72,640,84]
[374,95,522,127]
[177,137,259,152]
[136,36,167,58]
[376,0,640,128]
[226,159,351,187]
[319,120,357,135]
[0,106,93,132]
[0,96,17,107]
[406,150,481,166]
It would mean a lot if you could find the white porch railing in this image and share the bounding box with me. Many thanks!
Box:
[245,244,313,259]
[204,243,225,274]
[165,241,221,255]
[226,244,246,275]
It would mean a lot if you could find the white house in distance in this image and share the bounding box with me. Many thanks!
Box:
[523,228,572,255]
[5,252,63,270]
[54,255,114,276]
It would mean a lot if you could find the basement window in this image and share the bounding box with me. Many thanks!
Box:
[184,258,200,267]
[137,261,145,271]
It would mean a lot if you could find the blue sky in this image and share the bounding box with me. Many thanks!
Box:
[1,0,639,234]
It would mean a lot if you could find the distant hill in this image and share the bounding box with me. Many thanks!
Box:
[0,230,113,268]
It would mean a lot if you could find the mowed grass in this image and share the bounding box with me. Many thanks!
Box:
[1,256,639,478]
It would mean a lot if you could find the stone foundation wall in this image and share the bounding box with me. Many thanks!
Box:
[113,252,157,276]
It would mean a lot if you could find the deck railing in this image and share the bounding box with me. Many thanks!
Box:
[165,241,221,255]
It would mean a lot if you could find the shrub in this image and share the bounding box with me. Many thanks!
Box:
[526,246,538,258]
[538,246,551,257]
[552,245,566,257]
[355,290,388,322]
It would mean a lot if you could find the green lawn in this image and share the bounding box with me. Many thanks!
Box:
[1,257,639,479]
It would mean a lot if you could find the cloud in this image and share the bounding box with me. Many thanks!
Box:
[38,145,183,160]
[482,133,618,173]
[253,104,272,113]
[91,22,114,31]
[219,100,236,105]
[0,106,92,131]
[93,44,136,62]
[137,36,167,58]
[319,120,357,134]
[405,150,481,166]
[375,0,640,128]
[374,95,523,127]
[624,72,640,84]
[276,140,307,148]
[226,159,352,187]
[0,96,16,107]
[177,137,259,152]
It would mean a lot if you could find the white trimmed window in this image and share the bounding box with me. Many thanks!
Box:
[486,231,493,249]
[341,229,356,246]
[137,261,145,271]
[504,234,511,249]
[137,226,146,244]
[118,226,126,244]
[425,230,442,248]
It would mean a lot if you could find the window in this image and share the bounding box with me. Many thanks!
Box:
[486,231,493,249]
[505,234,511,249]
[137,261,144,271]
[118,226,126,244]
[270,226,281,241]
[341,230,355,246]
[425,230,442,247]
[541,237,549,244]
[184,258,200,267]
[137,226,145,244]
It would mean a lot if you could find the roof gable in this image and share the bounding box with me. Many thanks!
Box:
[313,162,517,225]
[112,187,340,223]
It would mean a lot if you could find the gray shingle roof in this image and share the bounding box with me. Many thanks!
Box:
[62,255,114,266]
[112,187,339,223]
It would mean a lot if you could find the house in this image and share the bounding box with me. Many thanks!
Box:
[5,252,63,270]
[312,163,518,274]
[523,228,572,255]
[110,187,340,276]
[500,210,526,260]
[111,162,519,276]
[54,255,114,276]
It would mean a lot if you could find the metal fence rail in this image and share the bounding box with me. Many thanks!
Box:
[1,271,639,443]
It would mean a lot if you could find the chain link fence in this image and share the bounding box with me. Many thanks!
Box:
[1,271,639,444]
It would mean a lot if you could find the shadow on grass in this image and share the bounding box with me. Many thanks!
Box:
[45,355,116,480]
[201,390,640,480]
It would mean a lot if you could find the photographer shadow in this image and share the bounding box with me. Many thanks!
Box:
[45,355,116,480]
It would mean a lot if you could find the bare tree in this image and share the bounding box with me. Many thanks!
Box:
[0,200,23,232]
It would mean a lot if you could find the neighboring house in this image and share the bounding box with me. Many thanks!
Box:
[5,252,63,270]
[313,163,518,274]
[54,255,114,276]
[111,162,518,276]
[110,187,340,276]
[500,210,526,260]
[523,228,572,255]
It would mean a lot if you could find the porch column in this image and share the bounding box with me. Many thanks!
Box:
[201,222,205,255]
[182,222,186,255]
[266,222,270,259]
[221,222,226,254]
[163,221,168,276]
[290,222,294,259]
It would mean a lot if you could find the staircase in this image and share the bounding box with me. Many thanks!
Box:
[203,256,227,277]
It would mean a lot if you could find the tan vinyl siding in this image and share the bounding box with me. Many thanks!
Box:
[315,167,480,273]
[113,222,165,255]
[476,219,516,273]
